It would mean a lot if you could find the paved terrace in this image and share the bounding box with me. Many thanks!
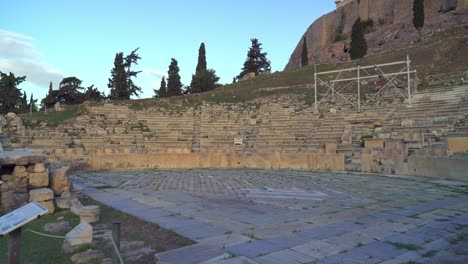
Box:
[72,170,468,264]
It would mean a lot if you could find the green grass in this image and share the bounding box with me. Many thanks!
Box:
[0,209,81,264]
[22,105,82,127]
[388,242,422,251]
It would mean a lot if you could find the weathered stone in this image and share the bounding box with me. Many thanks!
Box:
[29,188,54,202]
[33,163,46,173]
[13,171,28,178]
[49,167,71,195]
[401,119,413,128]
[55,191,77,209]
[13,166,26,173]
[365,139,384,149]
[44,221,72,233]
[0,150,46,166]
[1,174,13,181]
[29,170,49,188]
[70,205,83,216]
[39,200,55,214]
[65,222,93,247]
[80,205,100,223]
[71,249,104,264]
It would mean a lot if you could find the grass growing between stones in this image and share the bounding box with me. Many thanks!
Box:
[388,242,422,251]
[0,196,194,264]
[22,104,83,127]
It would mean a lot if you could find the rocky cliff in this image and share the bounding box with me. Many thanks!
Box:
[286,0,468,69]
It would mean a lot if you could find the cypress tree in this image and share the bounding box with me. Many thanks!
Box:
[413,0,425,30]
[166,58,182,97]
[157,76,167,98]
[196,43,207,75]
[0,71,26,114]
[301,37,309,67]
[349,18,367,60]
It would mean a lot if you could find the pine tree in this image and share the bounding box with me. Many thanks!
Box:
[155,76,167,98]
[42,82,59,109]
[349,18,368,60]
[301,37,309,67]
[196,43,207,75]
[58,76,85,104]
[20,91,28,113]
[29,93,38,113]
[0,71,26,114]
[108,48,142,100]
[166,58,182,97]
[238,38,271,79]
[413,0,425,30]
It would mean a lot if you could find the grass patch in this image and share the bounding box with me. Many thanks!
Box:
[22,105,82,127]
[422,250,439,258]
[388,242,422,251]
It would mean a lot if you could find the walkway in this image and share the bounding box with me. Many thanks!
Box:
[72,169,468,264]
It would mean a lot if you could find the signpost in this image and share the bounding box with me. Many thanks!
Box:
[0,201,49,264]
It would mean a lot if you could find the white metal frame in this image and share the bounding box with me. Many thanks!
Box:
[314,56,416,112]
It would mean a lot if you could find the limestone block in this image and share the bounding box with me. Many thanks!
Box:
[401,119,413,128]
[33,163,46,173]
[55,191,77,209]
[13,171,28,178]
[447,137,468,156]
[330,108,337,114]
[29,188,54,202]
[13,166,26,173]
[39,200,55,214]
[49,167,71,195]
[234,137,244,146]
[341,128,352,144]
[65,222,93,246]
[325,143,337,154]
[365,139,384,149]
[80,205,100,223]
[29,169,49,188]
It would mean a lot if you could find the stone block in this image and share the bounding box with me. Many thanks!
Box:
[13,171,28,178]
[401,119,413,127]
[13,166,26,173]
[80,205,100,223]
[33,163,46,173]
[39,200,55,214]
[325,142,337,154]
[29,188,54,202]
[65,222,93,246]
[447,137,468,156]
[365,139,384,149]
[29,169,49,188]
[44,221,72,233]
[49,167,71,195]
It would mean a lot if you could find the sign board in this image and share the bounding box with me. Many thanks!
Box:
[0,201,48,236]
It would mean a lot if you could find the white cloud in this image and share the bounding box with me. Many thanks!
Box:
[145,69,166,79]
[0,29,63,88]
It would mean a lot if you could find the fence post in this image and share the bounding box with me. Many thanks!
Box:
[357,65,361,112]
[8,228,21,264]
[314,64,318,111]
[112,222,121,264]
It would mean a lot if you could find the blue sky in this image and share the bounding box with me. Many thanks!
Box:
[0,0,334,102]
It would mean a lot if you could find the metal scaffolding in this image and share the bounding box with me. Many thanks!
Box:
[314,56,416,112]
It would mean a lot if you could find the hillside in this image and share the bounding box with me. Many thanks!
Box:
[286,0,468,69]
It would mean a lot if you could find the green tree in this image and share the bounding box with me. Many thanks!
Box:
[196,42,207,74]
[238,38,271,79]
[108,48,142,99]
[20,91,28,113]
[42,82,59,109]
[413,0,425,30]
[190,69,220,94]
[349,18,367,60]
[29,93,38,113]
[0,71,26,114]
[84,85,106,102]
[301,37,309,67]
[190,42,220,94]
[57,76,85,104]
[154,76,167,98]
[166,58,182,97]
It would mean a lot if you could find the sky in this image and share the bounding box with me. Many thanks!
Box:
[0,0,335,102]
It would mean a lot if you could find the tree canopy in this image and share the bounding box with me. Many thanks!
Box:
[413,0,425,30]
[196,43,207,75]
[155,76,167,98]
[166,58,182,97]
[238,38,271,79]
[108,48,142,100]
[190,42,220,94]
[0,71,26,114]
[349,18,368,60]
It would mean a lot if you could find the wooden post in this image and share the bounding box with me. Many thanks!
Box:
[8,228,21,264]
[112,222,121,264]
